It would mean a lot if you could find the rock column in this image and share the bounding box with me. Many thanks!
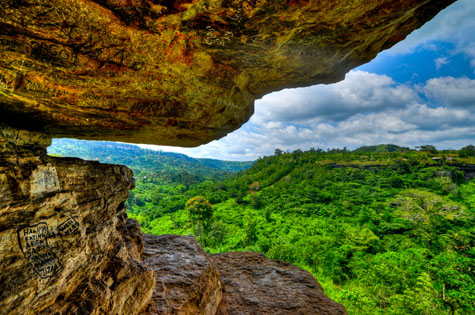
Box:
[0,124,155,315]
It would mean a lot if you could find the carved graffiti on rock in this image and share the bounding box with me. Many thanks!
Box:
[30,164,60,196]
[17,217,80,279]
[57,217,80,236]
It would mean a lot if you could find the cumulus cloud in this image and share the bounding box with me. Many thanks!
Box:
[139,73,475,160]
[208,107,475,160]
[435,57,449,70]
[423,77,475,108]
[251,71,417,124]
[399,103,471,131]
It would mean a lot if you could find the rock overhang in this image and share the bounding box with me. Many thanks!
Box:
[0,0,456,146]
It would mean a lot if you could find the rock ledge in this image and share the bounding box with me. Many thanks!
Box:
[142,234,347,315]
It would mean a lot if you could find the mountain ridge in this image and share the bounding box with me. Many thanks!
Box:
[48,139,254,176]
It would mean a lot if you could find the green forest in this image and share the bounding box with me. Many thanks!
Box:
[49,140,475,315]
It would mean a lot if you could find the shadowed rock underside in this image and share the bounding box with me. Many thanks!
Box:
[0,0,455,146]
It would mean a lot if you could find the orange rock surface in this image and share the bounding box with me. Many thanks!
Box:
[0,0,454,146]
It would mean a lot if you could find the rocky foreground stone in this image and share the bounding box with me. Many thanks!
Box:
[141,234,222,314]
[0,125,155,314]
[142,235,346,315]
[0,0,454,146]
[214,252,346,315]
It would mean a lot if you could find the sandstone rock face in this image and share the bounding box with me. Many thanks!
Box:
[214,252,347,315]
[0,0,454,146]
[142,234,222,315]
[0,125,155,315]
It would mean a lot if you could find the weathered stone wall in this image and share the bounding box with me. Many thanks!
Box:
[0,125,155,314]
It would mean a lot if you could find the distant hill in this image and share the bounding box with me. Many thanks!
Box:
[353,144,410,153]
[195,158,254,173]
[48,139,254,178]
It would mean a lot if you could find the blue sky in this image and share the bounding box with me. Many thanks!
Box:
[141,0,475,161]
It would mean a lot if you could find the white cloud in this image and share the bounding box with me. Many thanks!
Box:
[435,57,449,70]
[140,74,475,160]
[383,0,475,72]
[423,77,475,108]
[399,103,471,130]
[251,71,417,124]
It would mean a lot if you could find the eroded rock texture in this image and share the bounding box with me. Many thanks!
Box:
[142,234,222,314]
[0,125,155,315]
[140,234,346,315]
[214,252,347,315]
[0,0,454,146]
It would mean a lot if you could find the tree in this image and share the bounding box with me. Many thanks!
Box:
[387,272,444,315]
[243,213,258,246]
[430,252,475,314]
[185,196,213,246]
[419,145,438,154]
[459,145,475,157]
[391,189,466,247]
[249,193,263,209]
[249,181,260,192]
[352,249,428,310]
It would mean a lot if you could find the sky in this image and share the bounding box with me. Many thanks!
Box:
[140,0,475,161]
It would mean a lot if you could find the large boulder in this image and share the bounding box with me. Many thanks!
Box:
[214,251,347,315]
[142,234,222,314]
[140,234,347,315]
[0,0,454,146]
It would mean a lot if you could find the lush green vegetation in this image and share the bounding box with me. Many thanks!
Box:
[49,138,252,217]
[49,140,475,314]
